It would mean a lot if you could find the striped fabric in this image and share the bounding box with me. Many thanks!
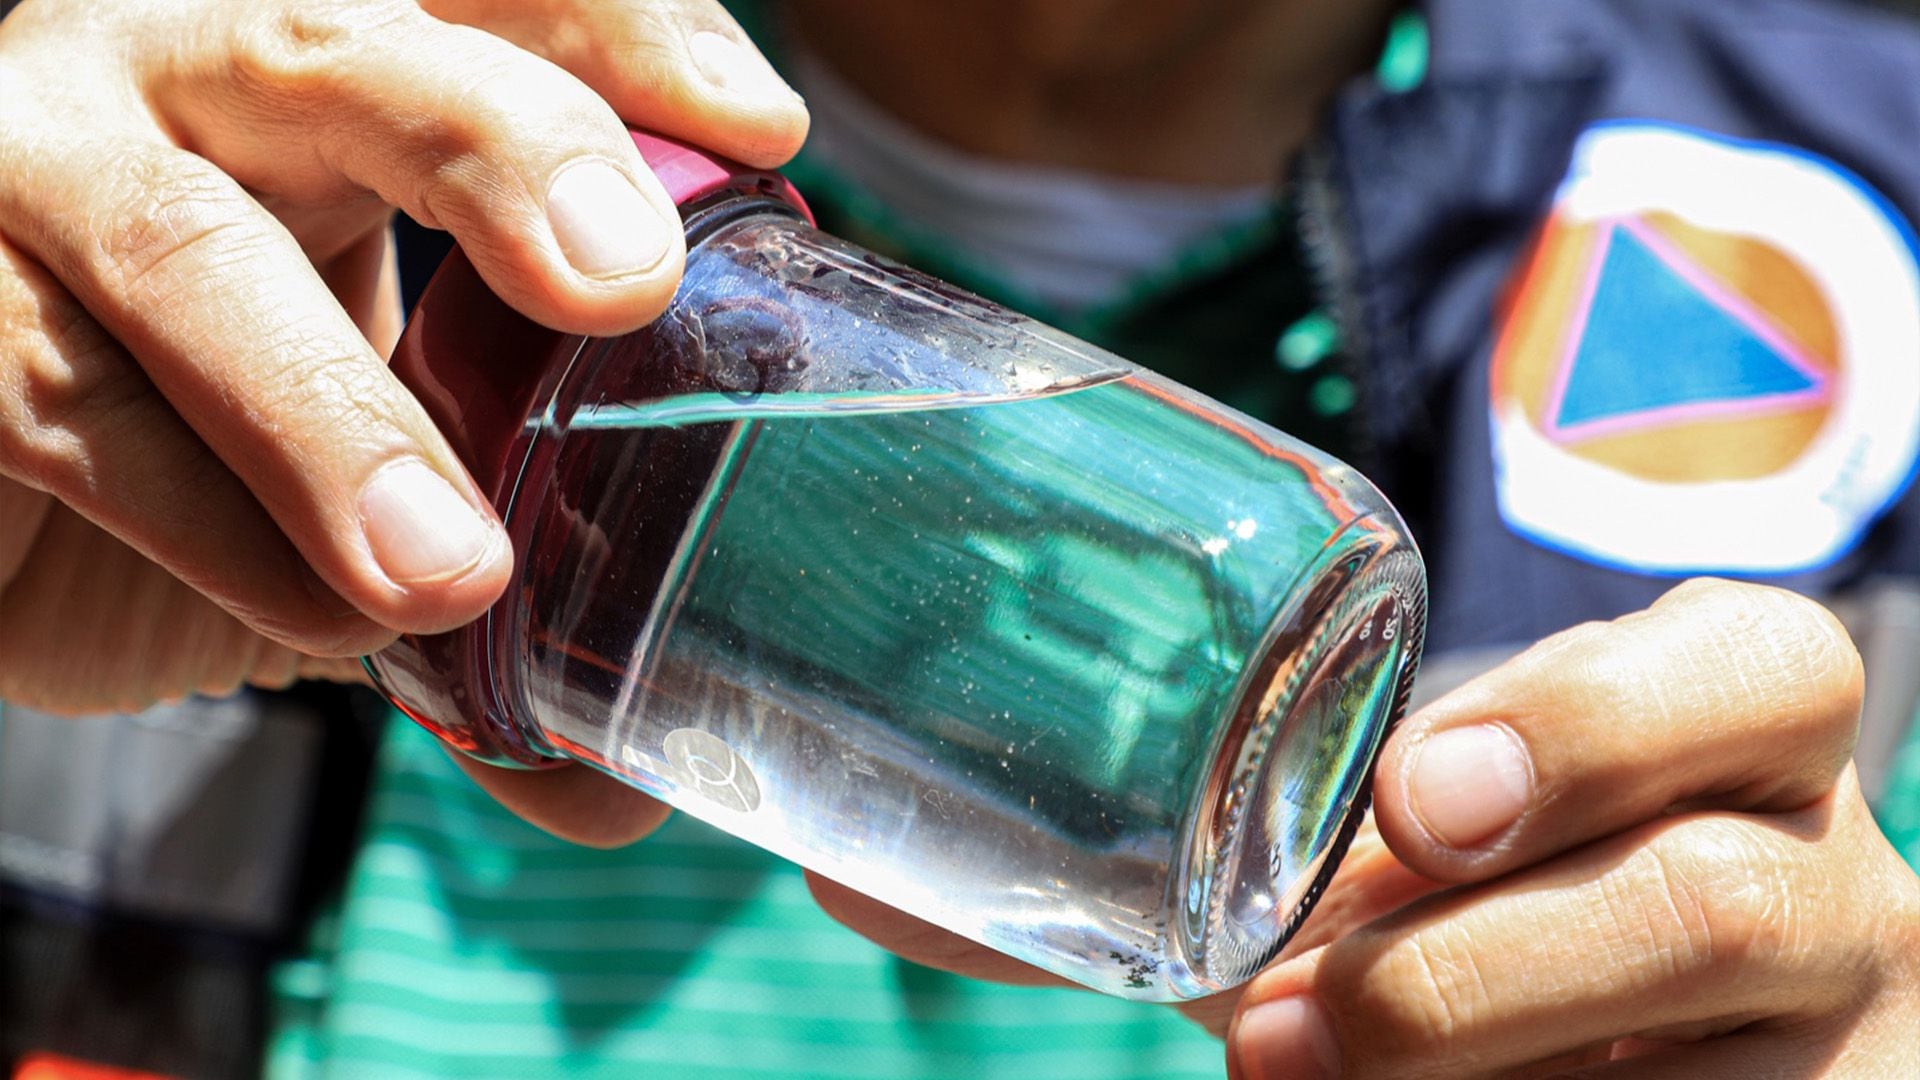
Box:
[1874,705,1920,868]
[268,717,1226,1079]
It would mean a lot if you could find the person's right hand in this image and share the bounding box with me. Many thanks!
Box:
[0,0,807,712]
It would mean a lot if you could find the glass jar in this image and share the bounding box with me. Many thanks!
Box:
[369,133,1426,1001]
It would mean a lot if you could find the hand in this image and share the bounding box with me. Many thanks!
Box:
[0,0,806,714]
[810,579,1920,1077]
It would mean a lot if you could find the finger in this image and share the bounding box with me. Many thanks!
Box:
[0,496,349,711]
[450,755,674,849]
[1,134,514,641]
[154,1,692,336]
[1183,818,1447,1037]
[315,220,405,359]
[0,239,387,659]
[1230,782,1883,1080]
[426,0,809,168]
[0,472,51,588]
[1556,1028,1883,1079]
[1373,578,1863,881]
[288,654,374,687]
[803,872,1072,988]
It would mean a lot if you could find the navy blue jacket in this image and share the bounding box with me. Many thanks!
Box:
[1316,0,1920,793]
[1328,0,1920,645]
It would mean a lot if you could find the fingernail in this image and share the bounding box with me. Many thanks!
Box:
[688,29,802,104]
[1234,996,1340,1080]
[546,161,674,279]
[359,459,502,586]
[1409,724,1533,848]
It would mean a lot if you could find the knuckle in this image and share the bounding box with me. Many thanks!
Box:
[1664,579,1838,664]
[1629,822,1791,982]
[407,140,510,232]
[255,341,398,435]
[1362,926,1490,1057]
[0,277,146,489]
[602,0,741,50]
[271,0,413,55]
[1590,581,1864,765]
[229,0,414,105]
[380,64,529,175]
[87,148,267,302]
[1697,583,1864,749]
[607,32,685,75]
[1773,591,1865,722]
[593,15,698,89]
[232,338,436,478]
[316,366,398,431]
[1533,617,1614,663]
[371,47,614,226]
[457,36,597,129]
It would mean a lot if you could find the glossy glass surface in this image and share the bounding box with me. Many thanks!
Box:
[497,208,1425,998]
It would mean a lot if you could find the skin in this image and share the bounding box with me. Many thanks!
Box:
[1,1,1916,1075]
[0,0,807,711]
[0,0,802,826]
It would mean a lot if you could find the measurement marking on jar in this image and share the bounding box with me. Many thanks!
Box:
[1358,606,1401,643]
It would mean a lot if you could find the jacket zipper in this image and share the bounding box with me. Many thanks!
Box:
[1293,135,1380,471]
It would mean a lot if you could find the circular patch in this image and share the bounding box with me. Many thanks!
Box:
[661,728,761,814]
[1489,121,1920,574]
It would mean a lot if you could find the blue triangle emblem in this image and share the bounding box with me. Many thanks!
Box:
[1554,225,1821,431]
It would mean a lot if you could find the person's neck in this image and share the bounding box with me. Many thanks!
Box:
[784,0,1401,187]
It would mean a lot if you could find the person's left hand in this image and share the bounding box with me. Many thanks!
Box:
[806,579,1920,1077]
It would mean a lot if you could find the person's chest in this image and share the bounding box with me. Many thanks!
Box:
[1315,0,1920,803]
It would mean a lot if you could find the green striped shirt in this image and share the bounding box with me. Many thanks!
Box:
[268,718,1227,1079]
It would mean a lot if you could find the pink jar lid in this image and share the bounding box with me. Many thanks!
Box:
[632,129,810,211]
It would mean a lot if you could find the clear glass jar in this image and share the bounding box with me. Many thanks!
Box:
[371,163,1425,1001]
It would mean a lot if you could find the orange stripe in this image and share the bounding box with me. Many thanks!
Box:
[1125,377,1352,514]
[14,1054,177,1080]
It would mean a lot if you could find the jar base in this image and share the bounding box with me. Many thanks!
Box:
[1174,540,1426,995]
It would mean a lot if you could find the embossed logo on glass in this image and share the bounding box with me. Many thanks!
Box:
[662,728,761,813]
